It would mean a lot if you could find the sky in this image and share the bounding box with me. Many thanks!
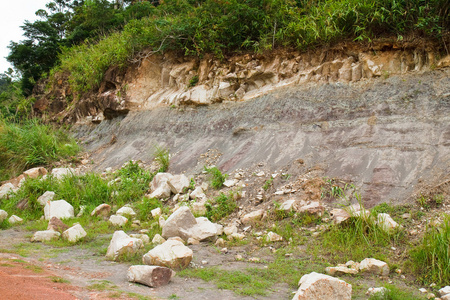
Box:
[0,0,50,73]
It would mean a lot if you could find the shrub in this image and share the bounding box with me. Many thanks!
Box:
[205,192,237,221]
[204,166,228,189]
[154,146,170,173]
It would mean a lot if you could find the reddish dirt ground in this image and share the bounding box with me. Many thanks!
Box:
[0,257,78,300]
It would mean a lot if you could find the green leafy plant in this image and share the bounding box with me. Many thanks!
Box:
[188,75,199,88]
[262,177,273,191]
[205,192,237,222]
[204,166,228,189]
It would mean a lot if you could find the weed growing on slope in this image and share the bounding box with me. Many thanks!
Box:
[410,215,450,286]
[154,146,170,173]
[204,166,228,189]
[205,192,237,222]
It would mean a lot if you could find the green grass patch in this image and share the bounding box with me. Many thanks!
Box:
[410,214,450,286]
[0,119,80,181]
[368,284,427,300]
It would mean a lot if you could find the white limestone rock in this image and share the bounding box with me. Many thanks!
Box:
[8,215,23,224]
[223,179,237,188]
[279,200,296,211]
[152,234,166,245]
[130,234,150,244]
[62,224,87,243]
[116,206,137,218]
[31,230,61,242]
[224,224,238,236]
[241,209,264,225]
[37,191,55,206]
[149,181,172,199]
[109,215,128,226]
[359,258,389,276]
[366,287,388,296]
[44,200,74,220]
[189,187,206,200]
[266,231,283,242]
[0,210,8,222]
[330,208,351,224]
[91,203,111,217]
[23,167,47,179]
[376,213,400,232]
[161,206,197,240]
[188,217,223,241]
[150,173,173,191]
[439,286,450,297]
[127,265,174,287]
[297,201,324,216]
[151,207,162,218]
[0,183,16,199]
[292,272,352,300]
[51,168,76,180]
[168,174,190,194]
[142,240,193,270]
[191,202,207,216]
[325,266,359,276]
[106,230,144,260]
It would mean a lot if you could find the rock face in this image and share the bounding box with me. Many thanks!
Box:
[127,265,174,287]
[106,231,144,260]
[143,240,193,270]
[292,272,352,300]
[37,191,55,206]
[44,200,75,220]
[31,230,61,242]
[62,224,87,243]
[359,258,389,276]
[168,174,190,194]
[162,206,197,240]
[91,204,111,217]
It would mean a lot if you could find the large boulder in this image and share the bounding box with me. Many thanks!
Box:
[91,204,111,217]
[168,174,190,194]
[0,183,16,199]
[62,224,87,243]
[359,258,389,276]
[23,167,47,179]
[106,230,144,260]
[150,173,173,192]
[31,230,61,242]
[51,168,76,180]
[142,240,193,270]
[37,191,55,206]
[44,200,74,220]
[292,272,352,300]
[149,181,172,199]
[0,210,8,222]
[127,265,174,287]
[162,206,197,240]
[188,217,223,241]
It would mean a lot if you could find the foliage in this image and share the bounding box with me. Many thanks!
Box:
[410,215,450,286]
[262,177,273,191]
[205,192,237,221]
[204,166,227,189]
[50,0,449,94]
[0,119,80,180]
[368,284,427,299]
